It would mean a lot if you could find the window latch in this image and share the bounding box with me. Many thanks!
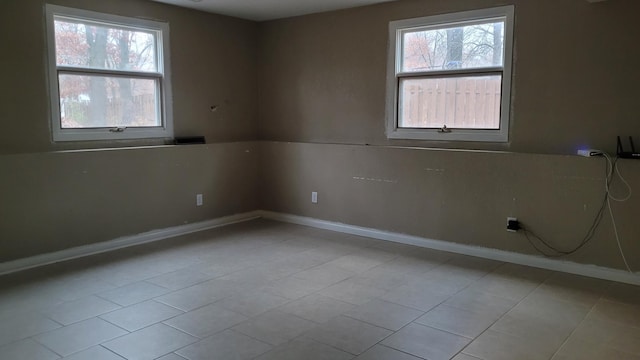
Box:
[438,125,452,133]
[109,127,127,133]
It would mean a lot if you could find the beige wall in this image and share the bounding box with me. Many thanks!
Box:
[0,143,259,262]
[1,0,258,154]
[257,0,640,270]
[258,0,639,154]
[0,0,259,261]
[260,142,640,270]
[2,0,639,270]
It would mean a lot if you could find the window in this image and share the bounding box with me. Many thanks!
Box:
[386,6,514,142]
[45,5,173,142]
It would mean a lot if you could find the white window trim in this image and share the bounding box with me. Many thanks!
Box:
[385,6,514,143]
[45,4,174,142]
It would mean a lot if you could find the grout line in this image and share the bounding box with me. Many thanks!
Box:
[451,265,555,359]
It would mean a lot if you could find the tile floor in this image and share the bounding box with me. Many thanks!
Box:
[1,219,639,360]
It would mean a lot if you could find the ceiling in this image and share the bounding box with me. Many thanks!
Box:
[149,0,398,21]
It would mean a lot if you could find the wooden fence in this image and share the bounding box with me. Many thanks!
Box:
[400,76,502,129]
[61,94,156,128]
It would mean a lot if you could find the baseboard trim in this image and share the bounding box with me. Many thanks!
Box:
[4,209,638,285]
[259,210,640,286]
[0,211,262,276]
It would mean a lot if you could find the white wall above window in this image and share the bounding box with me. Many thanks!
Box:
[386,6,515,142]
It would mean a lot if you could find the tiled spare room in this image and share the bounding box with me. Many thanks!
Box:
[1,219,640,360]
[2,0,640,359]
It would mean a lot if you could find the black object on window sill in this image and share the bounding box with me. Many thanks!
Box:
[174,136,206,145]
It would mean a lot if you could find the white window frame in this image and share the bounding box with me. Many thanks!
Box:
[45,5,173,142]
[386,6,514,142]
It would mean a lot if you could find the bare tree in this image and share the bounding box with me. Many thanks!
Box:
[85,26,108,127]
[55,20,156,127]
[446,28,463,69]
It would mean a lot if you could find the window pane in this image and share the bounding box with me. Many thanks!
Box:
[59,74,160,128]
[54,18,157,72]
[402,20,504,72]
[398,75,502,129]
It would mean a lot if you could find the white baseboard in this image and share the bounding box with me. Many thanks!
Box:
[4,209,638,286]
[259,210,640,286]
[0,211,261,276]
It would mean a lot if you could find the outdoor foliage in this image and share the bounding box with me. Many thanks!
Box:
[54,19,159,128]
[399,20,505,129]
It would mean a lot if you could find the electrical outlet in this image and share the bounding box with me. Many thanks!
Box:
[507,217,519,232]
[311,191,318,204]
[196,194,203,206]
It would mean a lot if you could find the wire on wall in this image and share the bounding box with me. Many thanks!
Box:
[520,152,633,272]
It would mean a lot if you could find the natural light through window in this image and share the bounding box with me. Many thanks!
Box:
[46,5,173,142]
[386,6,514,142]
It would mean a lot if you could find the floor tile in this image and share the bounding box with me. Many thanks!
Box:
[380,284,451,311]
[1,219,637,360]
[344,299,423,331]
[443,288,516,317]
[164,303,247,338]
[147,269,213,291]
[277,294,356,323]
[552,337,640,360]
[492,263,553,283]
[354,344,423,360]
[101,266,164,288]
[466,272,543,302]
[532,272,608,308]
[216,289,290,317]
[103,323,196,360]
[0,285,63,320]
[97,282,170,306]
[61,346,125,360]
[604,282,640,306]
[45,278,118,303]
[382,323,470,360]
[261,276,327,300]
[319,279,387,305]
[444,255,503,275]
[294,264,356,287]
[100,300,183,331]
[416,304,501,338]
[404,272,471,296]
[0,338,60,360]
[42,296,121,325]
[255,337,354,360]
[155,354,187,360]
[489,294,590,350]
[0,311,61,346]
[451,354,482,360]
[306,315,392,355]
[175,330,271,360]
[232,310,316,346]
[564,317,640,355]
[34,318,127,357]
[323,253,389,274]
[218,266,285,285]
[155,279,236,311]
[349,270,417,292]
[589,299,640,328]
[463,329,552,360]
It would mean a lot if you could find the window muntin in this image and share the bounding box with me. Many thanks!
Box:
[46,5,173,142]
[386,6,514,142]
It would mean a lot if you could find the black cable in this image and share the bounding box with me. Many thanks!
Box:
[519,156,618,257]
